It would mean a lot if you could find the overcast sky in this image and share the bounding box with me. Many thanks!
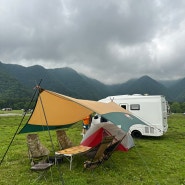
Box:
[0,0,185,84]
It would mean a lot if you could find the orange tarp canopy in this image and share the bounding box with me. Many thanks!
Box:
[19,88,146,133]
[29,89,130,126]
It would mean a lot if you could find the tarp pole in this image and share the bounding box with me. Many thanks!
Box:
[0,80,42,166]
[37,88,56,153]
[38,88,64,185]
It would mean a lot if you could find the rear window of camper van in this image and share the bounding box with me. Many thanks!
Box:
[130,104,140,110]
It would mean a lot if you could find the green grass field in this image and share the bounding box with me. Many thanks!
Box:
[0,113,185,185]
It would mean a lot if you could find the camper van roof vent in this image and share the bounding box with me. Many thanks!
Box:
[132,94,142,96]
[110,97,114,101]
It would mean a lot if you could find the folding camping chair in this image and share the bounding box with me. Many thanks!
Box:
[27,134,50,164]
[27,134,53,182]
[56,129,73,150]
[55,129,74,165]
[103,137,124,162]
[83,135,114,170]
[30,163,53,182]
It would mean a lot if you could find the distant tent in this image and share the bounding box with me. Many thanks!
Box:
[81,122,134,151]
[19,88,146,133]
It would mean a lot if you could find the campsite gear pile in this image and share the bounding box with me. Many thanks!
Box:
[81,123,134,170]
[1,87,146,183]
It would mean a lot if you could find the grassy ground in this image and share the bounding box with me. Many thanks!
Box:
[0,113,185,185]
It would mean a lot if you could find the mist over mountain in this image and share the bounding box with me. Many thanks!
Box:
[0,61,184,109]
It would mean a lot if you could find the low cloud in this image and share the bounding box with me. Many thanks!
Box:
[0,0,185,84]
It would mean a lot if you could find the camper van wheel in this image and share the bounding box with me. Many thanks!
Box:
[131,130,142,138]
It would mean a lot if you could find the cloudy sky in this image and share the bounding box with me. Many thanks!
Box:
[0,0,185,84]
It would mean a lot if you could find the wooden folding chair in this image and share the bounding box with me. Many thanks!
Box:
[103,137,124,161]
[83,136,114,170]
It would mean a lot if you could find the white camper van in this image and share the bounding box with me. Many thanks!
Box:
[96,94,168,137]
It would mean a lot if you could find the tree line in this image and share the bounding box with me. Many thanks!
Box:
[0,99,185,113]
[0,98,35,110]
[169,102,185,113]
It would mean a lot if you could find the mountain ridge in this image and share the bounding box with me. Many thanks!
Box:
[0,61,184,109]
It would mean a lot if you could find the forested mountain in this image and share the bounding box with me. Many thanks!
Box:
[0,63,32,108]
[114,76,173,101]
[0,61,184,109]
[168,77,185,102]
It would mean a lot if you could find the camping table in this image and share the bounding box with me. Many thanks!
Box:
[55,145,91,170]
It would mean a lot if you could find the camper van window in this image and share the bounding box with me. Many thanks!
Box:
[130,104,140,110]
[94,114,99,119]
[121,105,127,109]
[100,117,108,122]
